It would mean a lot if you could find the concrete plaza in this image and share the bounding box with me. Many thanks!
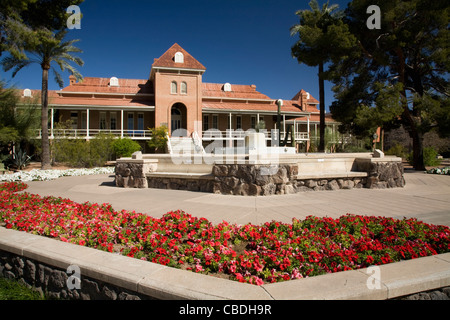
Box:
[24,169,450,227]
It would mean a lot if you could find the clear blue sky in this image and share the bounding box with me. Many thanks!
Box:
[1,0,352,112]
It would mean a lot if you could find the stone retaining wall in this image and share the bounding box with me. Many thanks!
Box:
[398,288,450,300]
[1,247,449,300]
[211,160,404,196]
[212,164,297,196]
[147,176,214,193]
[115,160,157,188]
[355,159,405,188]
[115,155,405,196]
[0,249,147,300]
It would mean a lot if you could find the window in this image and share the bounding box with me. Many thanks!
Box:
[81,111,87,130]
[236,115,242,130]
[203,115,209,132]
[180,82,187,94]
[70,112,78,129]
[212,115,218,129]
[174,52,184,63]
[251,116,256,129]
[137,113,144,133]
[171,81,177,94]
[99,112,107,130]
[110,77,119,87]
[110,112,117,130]
[128,113,134,131]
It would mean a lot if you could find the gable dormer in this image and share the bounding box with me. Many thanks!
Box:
[150,43,206,80]
[292,90,319,111]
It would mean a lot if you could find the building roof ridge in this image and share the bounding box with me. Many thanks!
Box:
[152,43,206,71]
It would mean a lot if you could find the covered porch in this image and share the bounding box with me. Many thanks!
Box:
[38,105,155,140]
[200,109,311,150]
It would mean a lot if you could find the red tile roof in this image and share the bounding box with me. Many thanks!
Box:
[202,101,306,114]
[291,114,338,123]
[152,43,206,71]
[202,83,271,100]
[60,77,154,94]
[48,95,155,108]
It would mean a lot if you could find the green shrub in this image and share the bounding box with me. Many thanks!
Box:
[407,147,442,167]
[111,137,141,158]
[89,132,115,163]
[385,143,408,158]
[424,147,442,166]
[53,138,88,167]
[52,133,115,168]
[147,126,168,153]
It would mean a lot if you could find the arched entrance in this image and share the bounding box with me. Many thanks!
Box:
[171,103,187,135]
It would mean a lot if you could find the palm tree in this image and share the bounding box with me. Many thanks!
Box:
[290,0,342,153]
[2,29,83,169]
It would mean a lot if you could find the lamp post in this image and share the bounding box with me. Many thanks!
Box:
[373,133,378,151]
[276,99,283,145]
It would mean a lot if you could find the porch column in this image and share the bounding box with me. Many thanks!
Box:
[228,113,232,148]
[121,109,124,138]
[50,108,54,138]
[293,119,296,144]
[283,114,286,140]
[307,116,310,138]
[307,116,311,152]
[256,113,260,138]
[86,108,90,139]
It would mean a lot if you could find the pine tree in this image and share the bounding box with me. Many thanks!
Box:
[291,0,356,152]
[330,0,449,170]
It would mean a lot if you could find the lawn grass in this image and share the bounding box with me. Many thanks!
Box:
[0,276,45,300]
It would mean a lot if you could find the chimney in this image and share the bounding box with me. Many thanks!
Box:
[69,75,77,85]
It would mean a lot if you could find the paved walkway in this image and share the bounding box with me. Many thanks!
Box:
[24,170,450,227]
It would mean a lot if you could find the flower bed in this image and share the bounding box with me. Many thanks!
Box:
[427,167,450,175]
[1,182,449,286]
[0,167,115,182]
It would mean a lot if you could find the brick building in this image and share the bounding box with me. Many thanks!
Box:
[24,43,338,151]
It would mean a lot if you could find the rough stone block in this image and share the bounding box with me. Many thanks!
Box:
[327,180,340,191]
[305,180,317,188]
[341,180,354,190]
[212,165,228,177]
[24,260,36,284]
[48,270,68,291]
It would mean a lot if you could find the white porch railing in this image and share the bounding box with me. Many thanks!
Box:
[36,129,153,140]
[36,129,310,142]
[201,130,310,142]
